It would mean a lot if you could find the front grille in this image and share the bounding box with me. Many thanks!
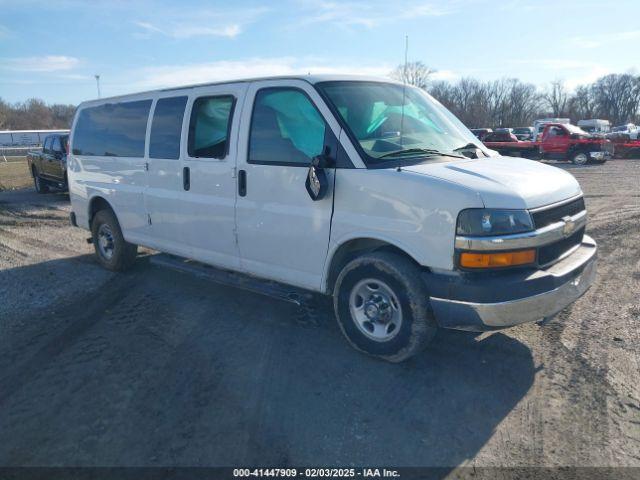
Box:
[538,227,585,266]
[531,197,585,229]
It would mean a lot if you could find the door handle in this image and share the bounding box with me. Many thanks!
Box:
[183,166,190,191]
[238,169,247,197]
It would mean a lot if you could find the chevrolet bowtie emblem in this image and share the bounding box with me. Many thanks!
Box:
[562,216,576,236]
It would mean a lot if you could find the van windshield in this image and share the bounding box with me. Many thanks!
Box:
[316,81,483,165]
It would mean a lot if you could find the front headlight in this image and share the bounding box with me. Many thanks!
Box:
[456,209,534,236]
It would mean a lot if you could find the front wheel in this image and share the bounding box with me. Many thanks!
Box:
[571,151,589,165]
[333,251,437,362]
[91,209,138,271]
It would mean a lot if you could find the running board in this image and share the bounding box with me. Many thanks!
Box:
[149,254,314,306]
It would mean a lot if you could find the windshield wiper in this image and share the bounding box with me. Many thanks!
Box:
[377,148,464,160]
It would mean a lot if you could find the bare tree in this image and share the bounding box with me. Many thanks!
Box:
[429,77,541,128]
[542,80,569,117]
[568,85,597,120]
[0,99,9,130]
[592,74,640,125]
[505,80,540,127]
[0,97,76,130]
[391,61,435,89]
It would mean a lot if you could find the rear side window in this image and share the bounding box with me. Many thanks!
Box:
[73,100,152,157]
[52,136,62,152]
[188,96,235,158]
[249,88,326,165]
[149,96,188,160]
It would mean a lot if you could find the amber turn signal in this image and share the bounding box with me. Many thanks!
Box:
[460,249,536,269]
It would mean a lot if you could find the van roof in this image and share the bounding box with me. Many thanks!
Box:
[0,129,70,134]
[78,74,402,107]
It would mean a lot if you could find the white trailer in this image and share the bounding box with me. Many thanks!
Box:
[577,119,611,134]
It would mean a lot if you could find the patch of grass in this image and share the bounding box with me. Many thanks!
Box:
[0,159,32,191]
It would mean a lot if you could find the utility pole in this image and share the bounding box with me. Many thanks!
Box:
[94,74,101,98]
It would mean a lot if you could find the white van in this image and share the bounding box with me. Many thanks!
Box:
[68,76,597,362]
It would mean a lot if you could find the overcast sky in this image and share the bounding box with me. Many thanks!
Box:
[0,0,639,105]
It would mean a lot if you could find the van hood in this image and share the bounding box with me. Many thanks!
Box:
[401,156,581,209]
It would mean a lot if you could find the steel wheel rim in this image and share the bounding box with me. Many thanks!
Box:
[574,153,588,165]
[97,224,115,260]
[348,278,403,342]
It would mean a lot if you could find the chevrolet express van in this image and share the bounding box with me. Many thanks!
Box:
[68,76,597,362]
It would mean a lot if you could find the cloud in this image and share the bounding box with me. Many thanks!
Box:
[134,20,242,39]
[133,6,268,39]
[297,0,455,28]
[512,59,599,70]
[570,30,640,48]
[2,55,80,72]
[564,66,614,90]
[126,57,393,90]
[509,58,615,90]
[430,69,459,82]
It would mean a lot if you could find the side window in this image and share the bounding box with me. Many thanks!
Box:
[249,88,326,165]
[52,136,62,152]
[187,95,234,159]
[43,137,52,152]
[150,96,188,159]
[73,100,152,157]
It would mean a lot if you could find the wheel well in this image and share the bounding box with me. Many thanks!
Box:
[567,146,587,158]
[325,238,421,294]
[88,196,114,227]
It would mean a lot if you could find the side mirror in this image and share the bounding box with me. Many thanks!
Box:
[305,151,331,201]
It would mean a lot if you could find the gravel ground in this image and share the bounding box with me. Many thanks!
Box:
[0,159,639,471]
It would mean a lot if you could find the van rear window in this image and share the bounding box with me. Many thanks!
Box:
[72,100,152,157]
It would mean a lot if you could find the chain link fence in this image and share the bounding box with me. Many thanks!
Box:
[1,146,32,162]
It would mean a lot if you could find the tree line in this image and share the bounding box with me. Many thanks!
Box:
[0,98,76,131]
[393,62,640,128]
[2,65,639,131]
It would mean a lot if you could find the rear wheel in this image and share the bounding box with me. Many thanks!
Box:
[32,167,49,193]
[333,251,437,362]
[571,151,589,165]
[91,209,138,271]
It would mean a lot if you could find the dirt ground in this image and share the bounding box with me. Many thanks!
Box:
[0,159,639,471]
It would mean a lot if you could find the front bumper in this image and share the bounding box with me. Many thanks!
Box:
[589,151,611,161]
[426,235,597,331]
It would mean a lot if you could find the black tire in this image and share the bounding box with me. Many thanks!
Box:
[570,151,589,165]
[333,251,437,362]
[91,209,138,271]
[32,167,49,193]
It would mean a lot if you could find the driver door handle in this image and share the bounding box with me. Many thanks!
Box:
[238,169,247,197]
[183,167,190,191]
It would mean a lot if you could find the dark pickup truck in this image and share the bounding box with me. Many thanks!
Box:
[27,133,69,192]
